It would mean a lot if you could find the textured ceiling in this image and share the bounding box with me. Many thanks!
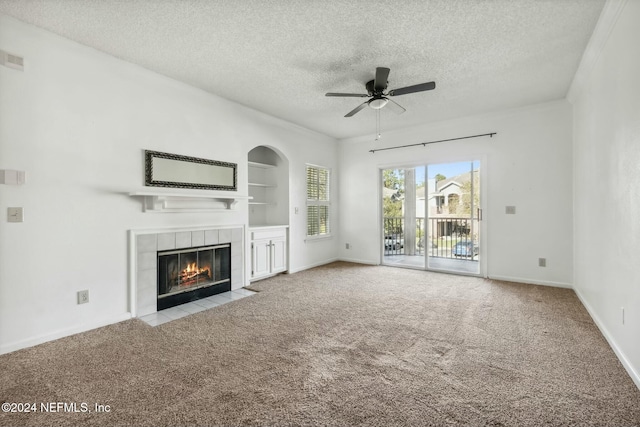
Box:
[0,0,605,140]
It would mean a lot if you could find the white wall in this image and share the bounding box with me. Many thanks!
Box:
[339,100,574,287]
[0,15,339,353]
[570,0,640,387]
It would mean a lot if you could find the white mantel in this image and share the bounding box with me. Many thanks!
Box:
[129,189,252,212]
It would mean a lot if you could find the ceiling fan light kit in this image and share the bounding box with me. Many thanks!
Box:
[326,67,436,118]
[368,98,388,110]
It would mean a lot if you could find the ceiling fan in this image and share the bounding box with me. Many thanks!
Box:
[326,67,436,117]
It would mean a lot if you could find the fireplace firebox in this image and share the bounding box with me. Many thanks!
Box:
[157,244,231,310]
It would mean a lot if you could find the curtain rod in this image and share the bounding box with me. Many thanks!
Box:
[369,132,496,153]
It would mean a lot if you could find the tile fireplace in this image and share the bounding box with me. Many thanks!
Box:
[131,226,243,317]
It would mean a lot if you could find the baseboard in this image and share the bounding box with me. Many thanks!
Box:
[337,257,378,266]
[288,257,340,274]
[0,312,132,356]
[488,275,573,289]
[573,287,640,390]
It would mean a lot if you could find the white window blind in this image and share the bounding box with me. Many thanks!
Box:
[306,165,330,237]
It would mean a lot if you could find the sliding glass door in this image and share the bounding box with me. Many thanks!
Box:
[381,168,425,269]
[425,161,480,275]
[381,160,482,276]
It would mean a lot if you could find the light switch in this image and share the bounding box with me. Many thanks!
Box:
[505,206,516,215]
[8,207,24,222]
[0,170,26,185]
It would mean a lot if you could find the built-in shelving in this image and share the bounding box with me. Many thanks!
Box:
[248,161,279,210]
[248,146,289,280]
[248,146,288,228]
[248,161,276,169]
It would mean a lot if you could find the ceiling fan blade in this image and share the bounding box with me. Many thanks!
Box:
[374,67,390,92]
[388,81,436,96]
[386,98,406,115]
[344,101,369,117]
[326,92,369,97]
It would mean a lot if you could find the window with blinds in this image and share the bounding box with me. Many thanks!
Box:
[306,165,330,237]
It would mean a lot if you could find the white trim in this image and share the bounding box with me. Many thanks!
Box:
[488,275,573,289]
[249,224,289,230]
[479,155,489,278]
[129,190,251,212]
[305,162,332,171]
[304,235,333,243]
[129,224,246,234]
[338,257,378,266]
[287,257,339,274]
[128,229,137,317]
[0,313,132,356]
[426,267,483,279]
[567,0,628,103]
[573,287,640,390]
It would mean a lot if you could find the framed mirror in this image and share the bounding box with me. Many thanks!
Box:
[145,150,237,191]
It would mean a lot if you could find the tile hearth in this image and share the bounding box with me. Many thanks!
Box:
[139,288,255,326]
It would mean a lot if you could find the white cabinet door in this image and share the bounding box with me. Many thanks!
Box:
[271,237,287,274]
[252,239,271,279]
[250,227,288,281]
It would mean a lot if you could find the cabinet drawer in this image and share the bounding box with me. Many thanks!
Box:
[251,228,286,241]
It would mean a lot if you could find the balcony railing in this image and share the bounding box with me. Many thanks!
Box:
[384,216,479,260]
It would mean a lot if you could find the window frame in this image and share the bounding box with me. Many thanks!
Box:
[306,164,331,239]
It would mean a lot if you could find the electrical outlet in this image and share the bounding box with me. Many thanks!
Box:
[77,290,89,304]
[538,258,546,267]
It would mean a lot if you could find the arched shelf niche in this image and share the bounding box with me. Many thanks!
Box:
[247,146,289,227]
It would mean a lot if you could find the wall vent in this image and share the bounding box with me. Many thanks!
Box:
[0,50,25,71]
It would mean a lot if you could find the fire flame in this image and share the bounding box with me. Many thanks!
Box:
[180,262,211,286]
